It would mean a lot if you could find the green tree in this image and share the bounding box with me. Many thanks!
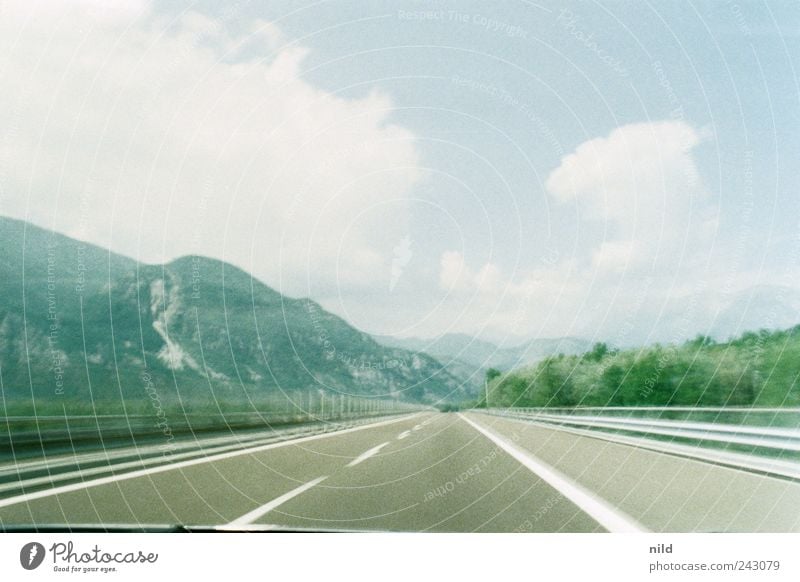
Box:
[587,342,610,362]
[597,364,625,406]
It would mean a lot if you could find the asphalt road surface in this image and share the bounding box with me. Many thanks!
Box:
[2,412,799,532]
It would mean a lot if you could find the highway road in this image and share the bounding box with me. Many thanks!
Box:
[1,411,799,532]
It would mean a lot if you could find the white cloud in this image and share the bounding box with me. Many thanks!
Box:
[3,0,150,24]
[546,120,717,272]
[1,6,779,347]
[0,1,421,298]
[591,240,639,272]
[439,251,532,297]
[432,251,546,339]
[422,121,726,343]
[546,120,704,212]
[439,251,467,291]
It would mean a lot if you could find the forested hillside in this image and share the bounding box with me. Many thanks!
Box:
[482,328,800,408]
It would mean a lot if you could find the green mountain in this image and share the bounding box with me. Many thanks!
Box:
[0,217,470,414]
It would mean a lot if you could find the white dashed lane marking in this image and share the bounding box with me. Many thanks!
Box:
[0,413,421,511]
[226,476,328,526]
[347,442,390,467]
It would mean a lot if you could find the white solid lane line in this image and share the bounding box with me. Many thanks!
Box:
[457,413,647,533]
[0,413,421,510]
[226,476,328,526]
[397,431,411,440]
[347,442,390,467]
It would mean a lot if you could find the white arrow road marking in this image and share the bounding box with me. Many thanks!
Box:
[458,413,648,533]
[226,476,328,526]
[397,431,411,440]
[347,442,390,467]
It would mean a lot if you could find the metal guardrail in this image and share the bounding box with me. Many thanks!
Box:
[498,406,800,413]
[1,396,431,452]
[0,412,425,496]
[508,412,800,452]
[480,407,800,456]
[477,407,800,480]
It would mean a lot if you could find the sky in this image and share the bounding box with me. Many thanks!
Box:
[1,0,799,347]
